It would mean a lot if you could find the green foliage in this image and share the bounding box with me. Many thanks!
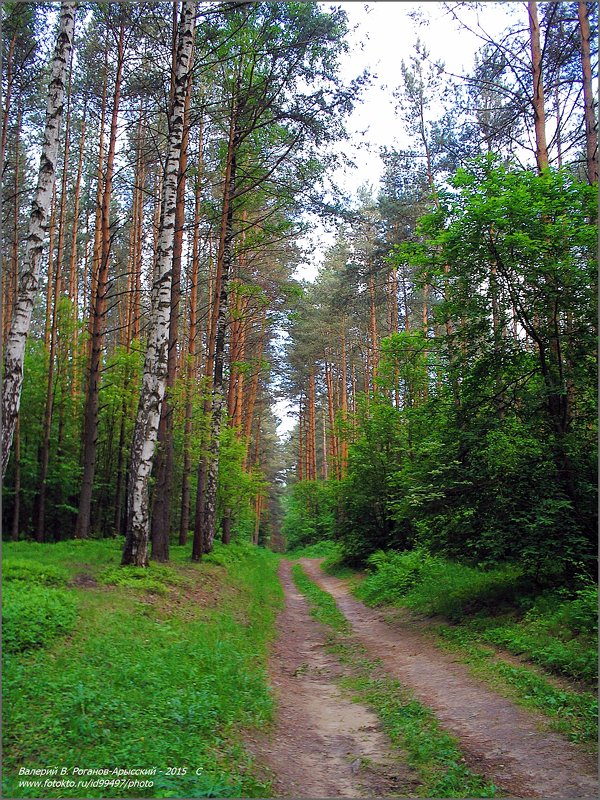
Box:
[2,584,77,653]
[481,587,598,683]
[282,479,339,550]
[3,558,70,586]
[356,549,526,621]
[356,549,434,606]
[285,539,341,559]
[308,160,598,581]
[3,540,282,798]
[98,563,183,596]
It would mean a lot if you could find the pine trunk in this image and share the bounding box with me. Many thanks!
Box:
[75,18,125,539]
[180,121,203,545]
[527,0,549,172]
[199,100,238,555]
[577,0,598,183]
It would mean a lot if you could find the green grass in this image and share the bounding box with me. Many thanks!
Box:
[3,539,283,798]
[291,564,497,798]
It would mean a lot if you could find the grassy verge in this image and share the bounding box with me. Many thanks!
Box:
[344,549,597,747]
[3,539,282,798]
[291,564,497,798]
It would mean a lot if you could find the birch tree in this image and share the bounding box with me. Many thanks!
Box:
[1,0,76,477]
[122,0,196,567]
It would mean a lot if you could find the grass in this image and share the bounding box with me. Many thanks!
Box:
[3,538,283,798]
[291,564,498,798]
[341,548,597,747]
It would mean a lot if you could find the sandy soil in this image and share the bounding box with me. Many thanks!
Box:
[299,558,598,799]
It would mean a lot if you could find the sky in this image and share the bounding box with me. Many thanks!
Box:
[274,1,518,436]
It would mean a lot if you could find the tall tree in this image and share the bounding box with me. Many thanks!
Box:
[122,0,196,567]
[2,0,77,477]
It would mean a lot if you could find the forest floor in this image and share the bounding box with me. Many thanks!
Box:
[251,558,598,799]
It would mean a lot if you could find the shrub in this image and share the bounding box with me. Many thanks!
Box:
[403,560,525,621]
[3,559,70,587]
[3,584,77,653]
[356,549,433,606]
[286,540,341,560]
[355,549,525,621]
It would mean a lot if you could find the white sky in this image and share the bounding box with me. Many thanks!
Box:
[275,1,518,436]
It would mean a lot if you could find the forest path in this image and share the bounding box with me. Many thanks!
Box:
[247,559,419,797]
[300,558,598,799]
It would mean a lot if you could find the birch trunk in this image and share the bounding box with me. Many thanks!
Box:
[1,0,76,476]
[123,0,196,567]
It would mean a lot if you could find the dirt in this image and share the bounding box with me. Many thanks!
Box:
[248,560,420,797]
[298,558,598,799]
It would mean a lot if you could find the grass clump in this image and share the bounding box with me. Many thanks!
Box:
[3,583,77,653]
[292,564,497,798]
[481,586,598,683]
[291,563,349,632]
[3,542,282,798]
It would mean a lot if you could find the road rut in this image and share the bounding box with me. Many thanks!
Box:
[301,558,598,799]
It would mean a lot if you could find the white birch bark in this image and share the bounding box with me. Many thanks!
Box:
[1,0,76,476]
[123,0,196,566]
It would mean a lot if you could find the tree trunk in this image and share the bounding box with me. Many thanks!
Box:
[180,121,203,546]
[75,16,125,539]
[36,53,74,541]
[577,0,598,183]
[527,0,549,172]
[195,91,238,557]
[151,50,193,562]
[2,0,76,477]
[123,0,196,567]
[4,104,22,352]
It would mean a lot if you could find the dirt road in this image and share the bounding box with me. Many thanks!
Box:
[298,558,598,799]
[248,560,420,797]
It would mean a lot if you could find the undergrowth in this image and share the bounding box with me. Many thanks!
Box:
[291,564,497,798]
[3,539,282,798]
[285,539,341,560]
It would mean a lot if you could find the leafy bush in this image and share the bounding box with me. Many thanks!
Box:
[3,559,70,586]
[403,560,525,621]
[355,549,525,620]
[282,479,339,550]
[286,540,341,559]
[3,584,77,653]
[356,549,433,606]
